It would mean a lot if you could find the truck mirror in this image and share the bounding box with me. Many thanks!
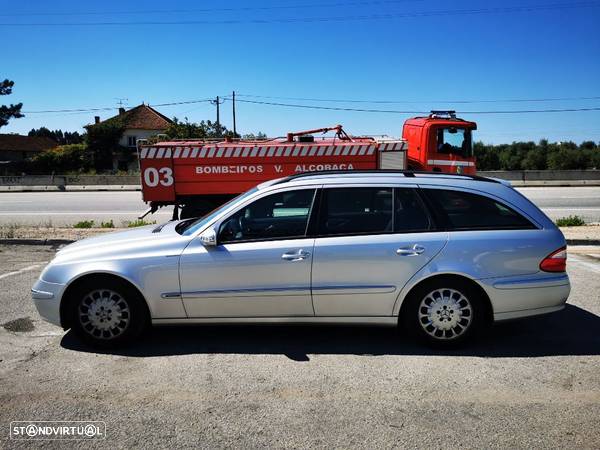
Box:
[199,228,217,247]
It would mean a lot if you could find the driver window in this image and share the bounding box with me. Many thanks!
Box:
[218,189,316,243]
[436,128,473,157]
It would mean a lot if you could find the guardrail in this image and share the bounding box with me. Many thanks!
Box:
[479,170,600,186]
[1,170,599,190]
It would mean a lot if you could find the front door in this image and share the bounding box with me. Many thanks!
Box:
[311,186,448,316]
[179,188,317,317]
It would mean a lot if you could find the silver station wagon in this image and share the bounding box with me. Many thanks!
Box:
[32,171,570,347]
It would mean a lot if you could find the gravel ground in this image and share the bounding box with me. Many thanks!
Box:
[0,245,599,448]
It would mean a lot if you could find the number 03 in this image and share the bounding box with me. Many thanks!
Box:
[143,167,174,187]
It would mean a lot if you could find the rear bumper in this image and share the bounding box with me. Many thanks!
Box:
[31,279,65,327]
[481,273,570,321]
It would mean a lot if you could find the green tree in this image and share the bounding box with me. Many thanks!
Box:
[85,119,125,171]
[521,148,547,170]
[0,79,24,128]
[28,127,84,145]
[165,117,232,139]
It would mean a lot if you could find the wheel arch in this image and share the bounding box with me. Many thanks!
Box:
[396,273,494,325]
[59,272,151,330]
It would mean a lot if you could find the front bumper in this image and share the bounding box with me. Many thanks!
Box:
[482,273,571,321]
[31,279,65,327]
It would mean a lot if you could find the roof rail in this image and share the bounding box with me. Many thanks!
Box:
[274,170,500,185]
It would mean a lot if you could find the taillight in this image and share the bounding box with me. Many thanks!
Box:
[540,246,567,272]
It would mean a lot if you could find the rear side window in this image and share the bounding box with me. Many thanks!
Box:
[318,188,393,236]
[423,189,535,230]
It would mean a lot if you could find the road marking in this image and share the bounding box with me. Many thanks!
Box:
[0,264,43,280]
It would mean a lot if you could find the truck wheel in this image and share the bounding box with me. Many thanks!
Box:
[180,200,216,219]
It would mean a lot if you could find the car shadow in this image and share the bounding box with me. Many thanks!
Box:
[60,304,600,360]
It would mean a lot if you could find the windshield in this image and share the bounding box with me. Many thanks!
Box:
[436,127,473,158]
[177,188,259,236]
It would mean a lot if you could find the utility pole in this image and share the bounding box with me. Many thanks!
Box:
[211,96,225,135]
[232,91,237,136]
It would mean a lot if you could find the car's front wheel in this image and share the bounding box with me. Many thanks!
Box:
[402,278,485,347]
[69,278,148,348]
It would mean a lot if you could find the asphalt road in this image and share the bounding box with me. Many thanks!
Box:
[1,186,600,226]
[0,244,599,448]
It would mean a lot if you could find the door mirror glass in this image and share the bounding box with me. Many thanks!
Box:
[199,227,217,246]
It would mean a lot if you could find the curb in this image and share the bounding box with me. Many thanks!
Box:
[1,238,599,246]
[0,239,75,246]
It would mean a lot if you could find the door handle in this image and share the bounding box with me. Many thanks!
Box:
[396,244,425,256]
[282,249,311,261]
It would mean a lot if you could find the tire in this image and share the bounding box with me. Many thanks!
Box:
[401,277,484,347]
[69,277,149,348]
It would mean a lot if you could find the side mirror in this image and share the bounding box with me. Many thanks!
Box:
[199,227,217,247]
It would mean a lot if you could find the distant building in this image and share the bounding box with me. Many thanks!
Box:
[88,103,173,170]
[0,134,58,164]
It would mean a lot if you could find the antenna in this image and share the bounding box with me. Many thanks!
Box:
[115,97,129,108]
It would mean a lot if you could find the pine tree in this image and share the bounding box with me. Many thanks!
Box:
[0,79,24,128]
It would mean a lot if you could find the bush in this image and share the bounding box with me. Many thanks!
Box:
[73,220,95,229]
[100,220,114,228]
[555,215,585,227]
[26,143,92,174]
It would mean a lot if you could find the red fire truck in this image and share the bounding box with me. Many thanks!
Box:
[138,110,477,218]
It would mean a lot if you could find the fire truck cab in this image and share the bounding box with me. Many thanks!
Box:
[403,110,477,175]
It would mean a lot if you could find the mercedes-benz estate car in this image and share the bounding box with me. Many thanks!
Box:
[32,171,570,347]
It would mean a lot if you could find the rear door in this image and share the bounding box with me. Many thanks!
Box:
[310,185,448,317]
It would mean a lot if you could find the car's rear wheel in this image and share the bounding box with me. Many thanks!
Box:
[69,278,148,348]
[402,278,484,347]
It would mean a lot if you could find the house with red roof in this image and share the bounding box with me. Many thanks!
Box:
[87,103,173,171]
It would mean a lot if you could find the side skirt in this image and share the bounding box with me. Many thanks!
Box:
[152,316,398,326]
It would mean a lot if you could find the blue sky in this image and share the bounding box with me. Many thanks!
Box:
[2,0,599,143]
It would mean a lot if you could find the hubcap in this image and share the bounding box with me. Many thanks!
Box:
[418,288,472,340]
[78,289,130,340]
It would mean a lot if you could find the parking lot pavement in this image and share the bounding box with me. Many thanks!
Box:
[0,245,599,448]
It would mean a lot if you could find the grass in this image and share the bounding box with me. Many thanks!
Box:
[73,220,95,229]
[100,220,115,228]
[126,219,156,228]
[555,215,586,227]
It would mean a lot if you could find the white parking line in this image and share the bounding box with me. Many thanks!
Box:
[0,264,43,280]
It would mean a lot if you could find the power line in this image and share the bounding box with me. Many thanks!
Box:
[0,0,427,17]
[234,98,600,114]
[21,96,600,116]
[2,1,599,26]
[23,98,214,114]
[233,94,600,105]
